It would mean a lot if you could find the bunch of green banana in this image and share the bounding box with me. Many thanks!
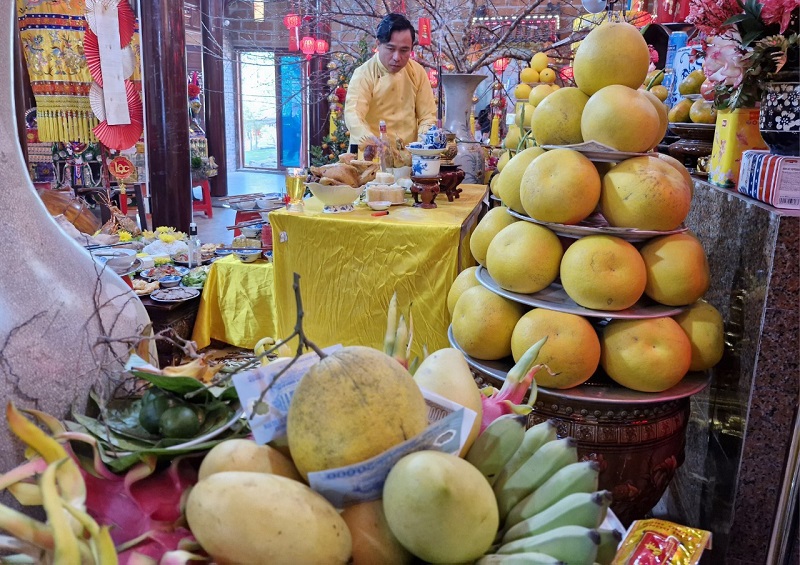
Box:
[466,419,624,564]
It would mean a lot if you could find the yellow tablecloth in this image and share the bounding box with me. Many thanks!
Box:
[191,255,277,349]
[269,184,488,360]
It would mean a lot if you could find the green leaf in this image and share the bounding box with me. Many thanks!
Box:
[742,29,765,47]
[724,14,750,24]
[131,370,208,395]
[70,413,157,451]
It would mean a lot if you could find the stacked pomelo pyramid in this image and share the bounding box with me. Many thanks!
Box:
[451,22,724,395]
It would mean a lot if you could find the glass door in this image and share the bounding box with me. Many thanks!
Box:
[237,51,302,170]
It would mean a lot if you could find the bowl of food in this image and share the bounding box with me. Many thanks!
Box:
[306,182,362,213]
[235,250,261,263]
[158,275,182,288]
[240,225,262,238]
[368,200,392,211]
[91,248,137,271]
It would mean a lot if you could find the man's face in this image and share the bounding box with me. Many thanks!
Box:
[377,29,413,73]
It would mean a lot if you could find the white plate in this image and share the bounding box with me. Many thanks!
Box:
[541,141,653,162]
[149,287,200,303]
[407,147,444,157]
[506,209,688,242]
[140,266,190,280]
[476,266,685,319]
[447,325,711,402]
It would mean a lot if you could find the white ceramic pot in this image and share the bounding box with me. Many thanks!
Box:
[412,156,441,177]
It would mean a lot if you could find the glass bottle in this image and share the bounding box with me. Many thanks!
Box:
[188,222,201,268]
[378,120,388,172]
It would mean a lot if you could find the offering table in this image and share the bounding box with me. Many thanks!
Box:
[269,183,488,359]
[191,255,278,349]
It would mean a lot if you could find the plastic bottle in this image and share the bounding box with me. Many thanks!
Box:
[187,222,201,268]
[378,120,388,172]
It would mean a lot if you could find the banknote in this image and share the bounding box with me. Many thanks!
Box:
[232,345,342,445]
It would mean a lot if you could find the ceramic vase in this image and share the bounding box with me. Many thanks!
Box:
[759,80,800,156]
[442,73,487,185]
[0,6,152,472]
[708,107,767,188]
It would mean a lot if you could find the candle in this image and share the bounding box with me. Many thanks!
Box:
[489,115,500,146]
[330,111,337,137]
[436,33,443,122]
[470,111,476,138]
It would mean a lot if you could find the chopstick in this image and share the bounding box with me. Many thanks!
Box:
[216,247,268,252]
[84,242,134,251]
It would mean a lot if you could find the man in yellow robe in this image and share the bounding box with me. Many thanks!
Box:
[344,14,437,147]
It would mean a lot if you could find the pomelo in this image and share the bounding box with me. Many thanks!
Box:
[560,235,647,311]
[497,151,511,173]
[520,67,540,84]
[486,222,563,294]
[529,84,555,107]
[511,309,600,389]
[503,125,522,150]
[539,68,556,83]
[287,346,428,479]
[531,87,589,146]
[640,89,669,149]
[469,206,517,266]
[600,317,692,392]
[640,232,710,306]
[495,146,545,213]
[673,300,725,371]
[531,52,550,72]
[601,156,692,230]
[451,285,525,360]
[573,22,650,95]
[581,85,659,152]
[514,83,532,100]
[515,103,535,129]
[656,153,694,197]
[447,266,480,315]
[520,148,601,224]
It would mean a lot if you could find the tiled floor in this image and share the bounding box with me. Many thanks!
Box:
[192,169,285,245]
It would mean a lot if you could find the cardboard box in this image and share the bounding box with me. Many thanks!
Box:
[737,150,800,210]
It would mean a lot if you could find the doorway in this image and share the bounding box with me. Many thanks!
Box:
[237,51,302,170]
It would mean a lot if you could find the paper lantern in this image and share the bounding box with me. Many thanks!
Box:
[418,17,431,46]
[559,66,574,81]
[301,36,316,56]
[427,68,438,88]
[493,58,510,73]
[315,38,329,54]
[283,13,301,28]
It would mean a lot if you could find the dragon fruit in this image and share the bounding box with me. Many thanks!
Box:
[479,337,549,432]
[0,403,205,564]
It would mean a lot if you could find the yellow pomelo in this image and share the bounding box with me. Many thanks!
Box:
[469,206,517,266]
[560,235,647,311]
[640,232,710,306]
[514,83,532,100]
[531,52,550,72]
[490,174,500,196]
[640,89,669,149]
[486,222,563,294]
[520,148,601,224]
[581,85,659,152]
[528,84,555,107]
[447,266,480,315]
[539,68,556,83]
[531,87,589,146]
[287,346,428,479]
[452,285,525,360]
[550,84,561,91]
[497,151,511,173]
[520,67,540,84]
[503,125,522,150]
[511,309,600,389]
[515,103,536,129]
[601,156,692,230]
[495,146,546,213]
[600,317,692,392]
[673,300,725,371]
[656,153,694,197]
[573,22,650,95]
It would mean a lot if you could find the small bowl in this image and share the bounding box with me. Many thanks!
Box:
[368,201,392,211]
[158,275,182,288]
[412,156,441,177]
[91,248,137,272]
[234,200,256,210]
[305,183,363,208]
[240,225,262,238]
[235,250,261,263]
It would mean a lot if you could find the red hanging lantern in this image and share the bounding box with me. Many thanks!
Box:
[301,36,316,57]
[418,17,431,46]
[493,58,510,73]
[315,38,329,55]
[559,66,574,81]
[283,13,301,28]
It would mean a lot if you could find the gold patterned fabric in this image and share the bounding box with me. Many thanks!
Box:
[17,0,97,142]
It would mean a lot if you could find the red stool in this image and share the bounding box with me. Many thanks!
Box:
[192,178,213,219]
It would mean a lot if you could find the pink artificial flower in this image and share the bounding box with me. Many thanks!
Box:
[760,0,800,33]
[687,0,742,37]
[704,34,751,87]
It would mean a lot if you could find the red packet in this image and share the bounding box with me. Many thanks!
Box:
[612,519,712,565]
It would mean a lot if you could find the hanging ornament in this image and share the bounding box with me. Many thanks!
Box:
[493,81,503,90]
[327,61,337,70]
[335,86,347,103]
[328,93,339,103]
[327,78,339,87]
[472,96,479,103]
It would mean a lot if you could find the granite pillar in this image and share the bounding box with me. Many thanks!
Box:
[659,180,800,564]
